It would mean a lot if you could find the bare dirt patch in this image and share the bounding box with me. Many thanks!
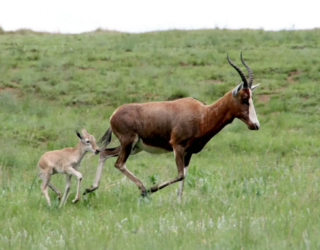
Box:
[0,87,21,96]
[179,62,189,67]
[257,94,272,103]
[287,70,301,83]
[78,67,95,71]
[0,87,16,92]
[178,62,203,67]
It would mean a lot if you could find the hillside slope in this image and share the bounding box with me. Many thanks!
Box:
[1,29,320,249]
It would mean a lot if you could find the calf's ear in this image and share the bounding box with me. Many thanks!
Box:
[76,131,82,140]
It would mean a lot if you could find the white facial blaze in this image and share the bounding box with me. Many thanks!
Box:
[248,90,260,128]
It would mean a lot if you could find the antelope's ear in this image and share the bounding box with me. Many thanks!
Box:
[82,127,89,136]
[76,131,82,140]
[251,84,260,91]
[232,83,243,96]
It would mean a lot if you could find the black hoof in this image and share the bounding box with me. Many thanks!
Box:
[141,191,147,197]
[141,189,152,197]
[83,186,97,195]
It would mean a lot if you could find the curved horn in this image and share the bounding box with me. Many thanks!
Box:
[227,53,248,89]
[240,52,253,88]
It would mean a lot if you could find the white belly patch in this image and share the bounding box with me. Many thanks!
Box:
[133,138,171,155]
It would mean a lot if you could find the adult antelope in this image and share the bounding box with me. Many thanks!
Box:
[84,53,260,198]
[38,128,100,207]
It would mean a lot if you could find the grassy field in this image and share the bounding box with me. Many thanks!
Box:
[1,28,320,249]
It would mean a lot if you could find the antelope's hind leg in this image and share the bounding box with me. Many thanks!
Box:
[66,168,83,204]
[38,172,51,206]
[114,139,147,196]
[59,175,72,208]
[83,146,121,195]
[48,182,62,200]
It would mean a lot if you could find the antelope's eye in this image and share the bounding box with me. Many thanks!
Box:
[241,97,249,105]
[85,140,90,144]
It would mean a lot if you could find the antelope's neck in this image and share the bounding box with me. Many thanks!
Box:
[74,142,87,163]
[202,92,234,137]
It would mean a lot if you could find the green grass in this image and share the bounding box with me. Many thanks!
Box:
[1,28,320,249]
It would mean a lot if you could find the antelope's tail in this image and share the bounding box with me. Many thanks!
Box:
[99,128,112,150]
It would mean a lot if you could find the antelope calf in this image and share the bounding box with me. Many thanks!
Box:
[84,53,260,198]
[38,128,100,207]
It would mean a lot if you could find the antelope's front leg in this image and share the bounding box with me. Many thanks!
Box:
[149,146,186,193]
[66,168,83,204]
[83,157,106,195]
[59,175,72,208]
[84,147,120,195]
